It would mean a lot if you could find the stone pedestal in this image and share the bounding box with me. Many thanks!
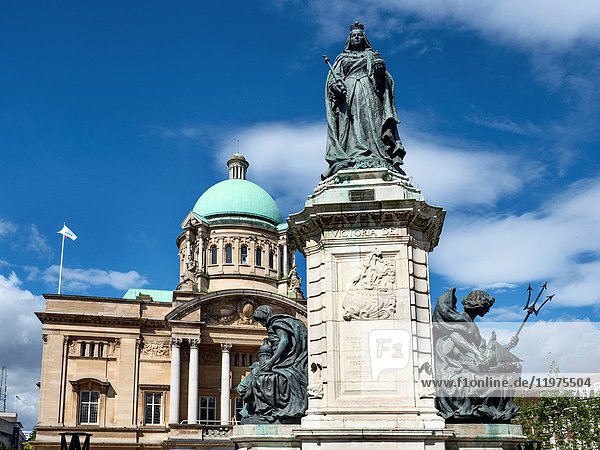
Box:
[445,423,527,450]
[231,424,301,450]
[288,169,448,449]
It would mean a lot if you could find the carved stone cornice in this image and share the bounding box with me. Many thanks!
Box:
[35,311,167,328]
[69,377,111,394]
[288,200,445,252]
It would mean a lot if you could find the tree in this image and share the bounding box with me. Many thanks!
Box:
[516,394,600,449]
[22,430,35,450]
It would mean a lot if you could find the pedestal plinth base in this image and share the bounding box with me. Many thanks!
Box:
[231,424,301,450]
[296,428,451,450]
[445,423,527,450]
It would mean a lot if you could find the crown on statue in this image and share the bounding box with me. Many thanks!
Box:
[349,21,365,32]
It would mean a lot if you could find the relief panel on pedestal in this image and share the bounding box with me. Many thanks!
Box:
[330,249,415,405]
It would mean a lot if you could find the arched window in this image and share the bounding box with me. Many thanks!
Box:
[240,245,248,265]
[69,378,111,426]
[225,245,233,264]
[210,246,218,265]
[255,247,263,267]
[269,251,275,269]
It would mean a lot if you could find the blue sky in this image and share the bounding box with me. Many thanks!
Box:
[1,1,600,429]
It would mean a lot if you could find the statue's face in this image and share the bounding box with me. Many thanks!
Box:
[349,29,366,49]
[463,301,492,318]
[254,316,266,326]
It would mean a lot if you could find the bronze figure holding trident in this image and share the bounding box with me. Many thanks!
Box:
[431,284,553,422]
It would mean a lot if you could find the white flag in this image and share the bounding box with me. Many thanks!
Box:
[58,224,77,241]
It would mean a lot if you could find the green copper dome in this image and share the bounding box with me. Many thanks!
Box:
[193,178,283,225]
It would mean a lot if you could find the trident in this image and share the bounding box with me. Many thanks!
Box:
[515,282,554,337]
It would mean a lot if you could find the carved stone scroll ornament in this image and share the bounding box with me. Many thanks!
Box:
[203,302,237,324]
[236,299,256,325]
[342,249,396,321]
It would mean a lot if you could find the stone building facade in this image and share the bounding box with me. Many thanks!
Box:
[34,154,306,449]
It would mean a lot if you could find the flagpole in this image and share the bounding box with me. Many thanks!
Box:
[58,224,66,295]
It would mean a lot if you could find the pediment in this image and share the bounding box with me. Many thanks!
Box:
[166,288,306,325]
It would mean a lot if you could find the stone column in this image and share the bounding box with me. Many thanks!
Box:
[220,343,232,425]
[185,230,192,264]
[218,238,224,267]
[187,338,200,424]
[169,337,182,424]
[234,237,240,265]
[199,238,205,271]
[277,245,282,278]
[283,243,288,275]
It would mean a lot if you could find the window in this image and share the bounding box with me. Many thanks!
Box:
[269,251,275,269]
[225,245,233,264]
[78,341,105,358]
[79,391,99,424]
[255,247,263,267]
[234,397,244,423]
[200,396,216,424]
[210,246,218,265]
[144,393,162,425]
[233,352,256,367]
[240,245,248,265]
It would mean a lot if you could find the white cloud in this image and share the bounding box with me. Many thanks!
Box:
[467,114,542,137]
[478,320,600,374]
[30,265,149,293]
[300,0,600,49]
[481,305,525,322]
[26,225,53,259]
[0,272,45,429]
[174,118,597,309]
[431,179,600,306]
[213,120,532,215]
[0,218,17,239]
[216,121,326,216]
[403,131,532,209]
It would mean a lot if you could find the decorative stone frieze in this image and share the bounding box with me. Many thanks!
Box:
[141,340,171,358]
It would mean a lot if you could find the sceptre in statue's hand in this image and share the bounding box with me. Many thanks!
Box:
[323,55,346,107]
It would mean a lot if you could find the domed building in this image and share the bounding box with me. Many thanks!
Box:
[34,155,306,450]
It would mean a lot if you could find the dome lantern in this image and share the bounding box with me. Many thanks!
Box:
[227,153,249,180]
